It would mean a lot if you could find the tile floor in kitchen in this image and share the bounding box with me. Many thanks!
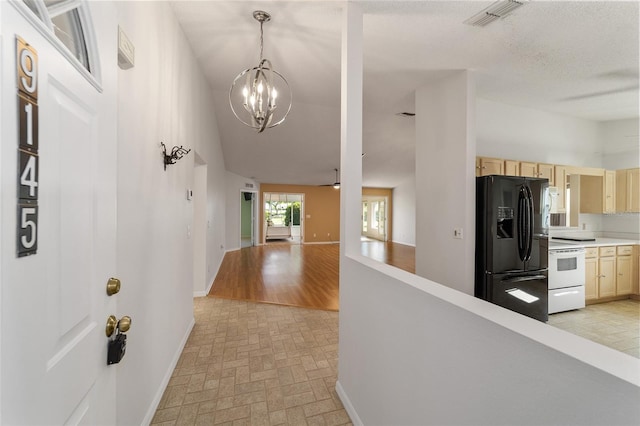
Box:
[548,299,640,358]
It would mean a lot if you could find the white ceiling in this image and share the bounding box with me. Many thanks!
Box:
[170,1,639,188]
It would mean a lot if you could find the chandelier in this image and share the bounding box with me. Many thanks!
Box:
[229,11,292,133]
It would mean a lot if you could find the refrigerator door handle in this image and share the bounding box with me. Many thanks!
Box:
[524,184,534,261]
[503,275,546,283]
[517,187,526,261]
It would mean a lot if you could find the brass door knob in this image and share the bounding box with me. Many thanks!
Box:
[106,315,132,337]
[118,316,132,333]
[106,315,118,337]
[106,278,121,296]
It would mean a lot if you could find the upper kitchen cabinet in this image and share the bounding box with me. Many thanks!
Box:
[519,161,537,178]
[477,157,504,176]
[616,168,640,213]
[537,163,555,186]
[504,160,519,176]
[554,166,567,212]
[519,162,555,186]
[604,170,616,214]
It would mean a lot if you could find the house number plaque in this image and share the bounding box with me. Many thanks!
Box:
[16,36,39,257]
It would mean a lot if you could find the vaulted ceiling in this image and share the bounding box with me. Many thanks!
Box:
[170,1,639,188]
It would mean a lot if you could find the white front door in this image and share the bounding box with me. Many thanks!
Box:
[1,2,118,424]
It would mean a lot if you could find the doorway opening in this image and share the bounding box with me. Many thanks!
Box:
[240,191,256,248]
[264,193,304,244]
[361,196,388,242]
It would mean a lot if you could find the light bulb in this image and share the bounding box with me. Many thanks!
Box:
[249,95,255,106]
[257,82,263,93]
[242,86,249,97]
[272,88,278,99]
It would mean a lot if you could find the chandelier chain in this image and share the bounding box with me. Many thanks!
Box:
[259,20,264,62]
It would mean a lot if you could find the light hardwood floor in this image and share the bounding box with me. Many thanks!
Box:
[209,241,415,311]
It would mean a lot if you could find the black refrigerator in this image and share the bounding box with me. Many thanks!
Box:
[475,175,550,322]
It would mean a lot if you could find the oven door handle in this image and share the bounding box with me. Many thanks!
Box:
[502,275,546,283]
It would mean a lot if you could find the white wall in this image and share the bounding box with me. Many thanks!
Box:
[476,98,603,167]
[391,176,415,246]
[601,118,640,170]
[415,72,476,295]
[338,256,640,425]
[225,171,260,252]
[116,2,226,424]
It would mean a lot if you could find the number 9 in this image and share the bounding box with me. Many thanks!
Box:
[20,48,37,94]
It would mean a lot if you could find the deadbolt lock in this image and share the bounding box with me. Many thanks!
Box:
[106,315,132,337]
[106,278,121,296]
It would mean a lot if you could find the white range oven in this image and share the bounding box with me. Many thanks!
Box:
[548,247,586,314]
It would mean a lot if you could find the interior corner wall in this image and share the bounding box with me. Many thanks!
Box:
[390,177,416,246]
[225,171,259,251]
[115,2,226,424]
[415,71,476,295]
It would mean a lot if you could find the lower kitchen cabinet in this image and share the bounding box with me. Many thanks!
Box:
[598,256,616,298]
[584,257,598,300]
[585,245,636,302]
[616,251,632,295]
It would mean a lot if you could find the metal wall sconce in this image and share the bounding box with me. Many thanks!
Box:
[161,142,191,171]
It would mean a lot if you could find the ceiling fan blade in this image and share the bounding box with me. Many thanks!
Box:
[559,85,639,102]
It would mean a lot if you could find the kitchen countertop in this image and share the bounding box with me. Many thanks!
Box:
[549,237,640,249]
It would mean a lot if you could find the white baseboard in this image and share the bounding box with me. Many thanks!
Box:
[391,240,416,247]
[303,241,340,245]
[335,380,363,426]
[193,290,207,297]
[142,317,195,425]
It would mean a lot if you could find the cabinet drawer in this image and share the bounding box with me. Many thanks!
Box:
[599,246,616,257]
[616,245,633,256]
[584,247,598,258]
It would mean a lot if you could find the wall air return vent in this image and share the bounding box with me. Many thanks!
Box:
[464,0,526,27]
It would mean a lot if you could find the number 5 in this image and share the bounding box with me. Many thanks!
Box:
[21,207,37,249]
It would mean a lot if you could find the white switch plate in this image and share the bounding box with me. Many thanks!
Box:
[453,228,463,239]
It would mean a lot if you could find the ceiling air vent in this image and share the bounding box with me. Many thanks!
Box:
[464,0,526,27]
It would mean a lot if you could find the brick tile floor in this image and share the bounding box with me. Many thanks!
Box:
[151,297,351,425]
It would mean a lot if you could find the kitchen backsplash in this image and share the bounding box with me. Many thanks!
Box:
[550,213,640,240]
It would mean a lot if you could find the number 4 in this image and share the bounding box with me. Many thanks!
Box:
[20,154,38,197]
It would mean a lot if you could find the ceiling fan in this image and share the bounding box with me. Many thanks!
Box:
[320,168,340,189]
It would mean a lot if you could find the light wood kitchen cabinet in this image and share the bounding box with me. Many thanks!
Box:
[603,170,616,214]
[598,255,616,298]
[616,168,640,213]
[585,245,636,302]
[478,157,504,176]
[584,256,598,300]
[504,160,519,176]
[537,163,555,186]
[519,162,537,178]
[554,166,567,212]
[616,254,632,295]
